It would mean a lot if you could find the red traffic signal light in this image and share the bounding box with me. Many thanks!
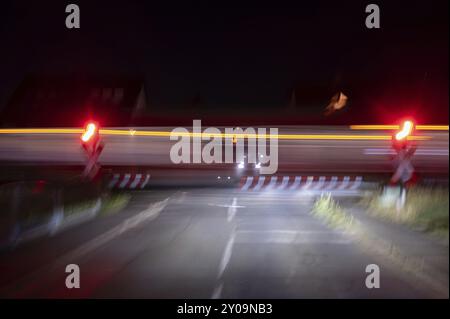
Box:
[392,120,416,151]
[395,120,414,141]
[81,122,99,143]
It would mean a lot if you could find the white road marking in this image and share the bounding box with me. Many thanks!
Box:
[211,282,223,299]
[61,198,169,262]
[217,232,235,279]
[235,230,352,244]
[227,197,238,222]
[2,197,170,298]
[208,203,245,208]
[208,198,244,222]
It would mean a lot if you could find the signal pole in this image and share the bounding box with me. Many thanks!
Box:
[391,120,417,210]
[80,122,104,180]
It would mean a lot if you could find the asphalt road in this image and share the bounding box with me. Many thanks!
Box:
[0,187,437,298]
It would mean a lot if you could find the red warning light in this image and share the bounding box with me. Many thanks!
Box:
[81,122,98,143]
[395,120,414,141]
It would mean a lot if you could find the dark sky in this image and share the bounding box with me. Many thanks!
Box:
[0,0,448,125]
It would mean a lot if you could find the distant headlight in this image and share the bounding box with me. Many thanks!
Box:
[255,162,261,169]
[238,162,245,169]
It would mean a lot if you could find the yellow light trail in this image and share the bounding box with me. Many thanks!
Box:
[0,128,430,141]
[350,125,448,131]
[416,125,449,131]
[350,125,399,130]
[0,128,83,134]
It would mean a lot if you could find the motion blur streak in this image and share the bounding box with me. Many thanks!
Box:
[416,125,449,131]
[0,128,431,141]
[350,125,449,131]
[0,128,83,134]
[350,125,400,130]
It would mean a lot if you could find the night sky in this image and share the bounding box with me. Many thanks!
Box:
[0,0,448,125]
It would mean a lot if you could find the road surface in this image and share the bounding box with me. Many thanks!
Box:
[0,187,438,298]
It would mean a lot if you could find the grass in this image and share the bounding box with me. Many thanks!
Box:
[64,198,101,216]
[98,193,131,217]
[64,193,130,217]
[362,186,449,241]
[312,193,355,230]
[312,190,449,298]
[0,182,130,226]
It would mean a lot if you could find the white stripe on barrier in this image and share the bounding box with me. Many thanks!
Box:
[289,176,302,190]
[313,176,326,190]
[140,174,151,189]
[119,174,131,189]
[327,176,338,189]
[337,176,350,190]
[108,174,120,188]
[239,175,363,191]
[108,173,151,189]
[130,174,142,189]
[349,176,363,190]
[302,176,314,190]
[278,176,290,190]
[241,176,254,191]
[253,176,266,191]
[266,176,278,190]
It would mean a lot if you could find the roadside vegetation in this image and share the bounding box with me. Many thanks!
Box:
[0,181,130,246]
[312,193,355,230]
[98,193,131,216]
[62,193,130,218]
[361,186,449,241]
